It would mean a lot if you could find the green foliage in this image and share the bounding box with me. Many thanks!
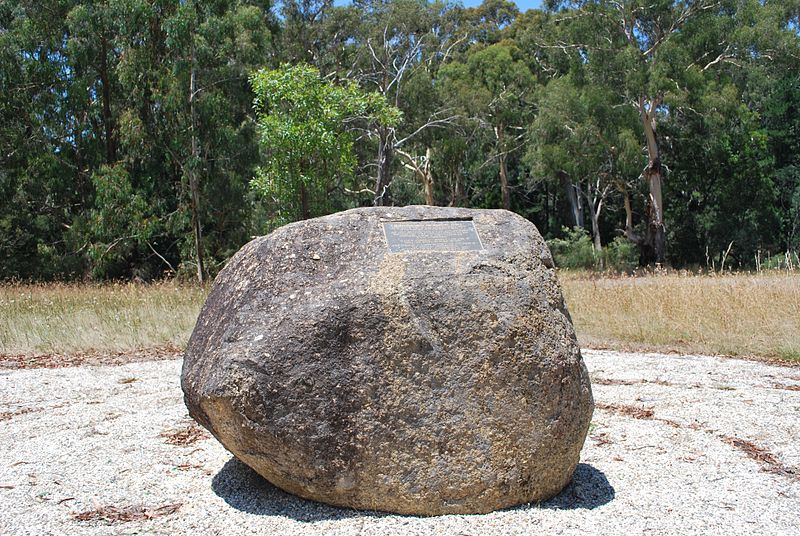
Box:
[604,237,639,273]
[250,63,400,226]
[548,228,638,272]
[1,0,799,280]
[547,227,596,270]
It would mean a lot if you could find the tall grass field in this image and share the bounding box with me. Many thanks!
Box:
[561,272,800,361]
[0,282,207,355]
[1,273,798,361]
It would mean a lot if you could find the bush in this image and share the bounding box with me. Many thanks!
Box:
[547,227,596,269]
[547,227,640,272]
[604,236,639,272]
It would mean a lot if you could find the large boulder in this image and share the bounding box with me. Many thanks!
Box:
[182,206,593,516]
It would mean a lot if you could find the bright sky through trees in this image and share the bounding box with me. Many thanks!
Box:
[461,0,542,9]
[332,1,545,10]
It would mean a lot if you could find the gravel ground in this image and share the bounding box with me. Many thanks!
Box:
[1,349,798,536]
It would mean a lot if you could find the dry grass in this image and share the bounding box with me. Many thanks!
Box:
[2,272,799,362]
[0,282,207,355]
[561,271,800,362]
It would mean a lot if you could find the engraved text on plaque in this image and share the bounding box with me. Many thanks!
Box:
[383,220,483,253]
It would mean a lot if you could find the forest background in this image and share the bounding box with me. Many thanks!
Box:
[2,0,799,282]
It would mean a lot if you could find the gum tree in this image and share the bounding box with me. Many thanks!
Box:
[544,0,723,263]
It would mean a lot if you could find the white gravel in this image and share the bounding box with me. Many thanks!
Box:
[1,350,799,535]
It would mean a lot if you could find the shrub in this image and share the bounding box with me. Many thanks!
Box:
[604,236,639,272]
[547,227,596,269]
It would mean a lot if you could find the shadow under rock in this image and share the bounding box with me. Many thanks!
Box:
[538,463,615,510]
[211,457,388,522]
[212,458,614,521]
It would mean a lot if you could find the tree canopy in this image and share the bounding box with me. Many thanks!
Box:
[1,0,798,280]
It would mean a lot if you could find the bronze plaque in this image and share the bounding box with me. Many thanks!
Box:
[383,220,483,253]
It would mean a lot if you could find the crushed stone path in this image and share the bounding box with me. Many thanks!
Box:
[1,350,798,535]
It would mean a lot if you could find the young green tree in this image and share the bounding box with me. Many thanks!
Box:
[250,63,399,225]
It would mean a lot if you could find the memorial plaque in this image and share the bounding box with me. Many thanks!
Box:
[383,219,483,253]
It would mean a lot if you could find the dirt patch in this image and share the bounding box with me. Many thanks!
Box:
[73,503,181,524]
[0,345,182,370]
[595,402,655,420]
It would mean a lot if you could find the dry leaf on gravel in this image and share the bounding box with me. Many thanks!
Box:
[720,435,799,479]
[772,383,800,392]
[595,402,655,420]
[73,503,181,524]
[592,377,638,386]
[160,422,208,446]
[0,408,37,422]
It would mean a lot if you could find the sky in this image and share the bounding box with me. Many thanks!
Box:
[461,0,544,10]
[331,1,546,11]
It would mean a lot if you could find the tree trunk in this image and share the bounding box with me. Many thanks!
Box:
[449,169,463,207]
[397,147,436,206]
[589,207,602,254]
[99,33,115,164]
[299,182,310,220]
[374,127,393,206]
[639,97,666,264]
[495,124,510,210]
[559,171,583,229]
[589,206,603,269]
[622,188,638,242]
[189,63,205,285]
[422,147,434,206]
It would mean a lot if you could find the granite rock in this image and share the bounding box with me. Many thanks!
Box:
[181,205,593,515]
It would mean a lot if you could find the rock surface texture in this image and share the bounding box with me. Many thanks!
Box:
[182,206,593,516]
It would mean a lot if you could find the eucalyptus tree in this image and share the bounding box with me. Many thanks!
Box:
[0,0,95,278]
[82,0,277,281]
[527,74,641,256]
[141,0,275,282]
[440,40,536,210]
[658,0,800,265]
[346,0,462,205]
[542,0,729,263]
